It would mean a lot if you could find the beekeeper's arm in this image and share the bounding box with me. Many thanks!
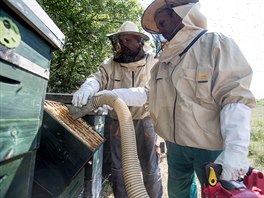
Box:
[215,103,252,180]
[94,87,148,107]
[72,78,100,107]
[72,58,113,107]
[212,36,256,180]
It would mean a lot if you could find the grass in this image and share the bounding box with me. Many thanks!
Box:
[248,99,264,171]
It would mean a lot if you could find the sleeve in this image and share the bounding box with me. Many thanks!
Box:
[89,58,113,91]
[143,53,158,102]
[211,34,256,180]
[211,35,256,109]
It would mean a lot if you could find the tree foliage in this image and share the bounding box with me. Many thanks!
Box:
[37,0,144,93]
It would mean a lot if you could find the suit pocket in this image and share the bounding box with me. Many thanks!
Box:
[195,65,212,100]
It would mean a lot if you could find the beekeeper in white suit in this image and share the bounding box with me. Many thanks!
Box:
[72,21,163,198]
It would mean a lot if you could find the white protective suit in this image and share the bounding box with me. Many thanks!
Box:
[147,3,256,180]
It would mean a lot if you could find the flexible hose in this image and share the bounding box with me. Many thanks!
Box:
[72,94,149,198]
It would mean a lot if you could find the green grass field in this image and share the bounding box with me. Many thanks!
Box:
[249,99,264,171]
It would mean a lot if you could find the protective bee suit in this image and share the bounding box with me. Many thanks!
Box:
[100,1,256,197]
[72,21,163,198]
[90,54,156,120]
[92,56,163,198]
[142,1,256,197]
[147,2,256,151]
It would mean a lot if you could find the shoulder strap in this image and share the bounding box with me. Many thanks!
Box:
[179,29,208,57]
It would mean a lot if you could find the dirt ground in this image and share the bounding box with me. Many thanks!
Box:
[104,153,170,198]
[103,140,201,198]
[160,153,169,197]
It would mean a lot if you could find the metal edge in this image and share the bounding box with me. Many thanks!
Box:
[0,45,50,80]
[2,0,65,50]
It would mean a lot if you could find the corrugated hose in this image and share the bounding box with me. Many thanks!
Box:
[68,94,149,198]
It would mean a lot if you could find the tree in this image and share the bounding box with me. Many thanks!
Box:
[37,0,144,93]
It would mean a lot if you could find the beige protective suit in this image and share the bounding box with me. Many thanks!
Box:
[91,53,157,120]
[148,3,256,150]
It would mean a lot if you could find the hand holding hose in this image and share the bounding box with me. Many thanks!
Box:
[214,103,252,181]
[72,78,100,107]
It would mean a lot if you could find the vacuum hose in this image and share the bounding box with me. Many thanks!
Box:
[69,94,149,198]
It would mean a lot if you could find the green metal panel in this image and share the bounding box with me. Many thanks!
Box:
[0,151,36,198]
[84,115,106,126]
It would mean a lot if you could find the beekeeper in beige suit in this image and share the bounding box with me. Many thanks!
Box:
[93,1,256,197]
[72,21,163,198]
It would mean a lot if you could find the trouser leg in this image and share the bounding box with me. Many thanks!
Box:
[193,148,222,187]
[111,168,127,198]
[166,141,222,198]
[137,117,163,198]
[166,142,197,198]
[109,119,128,198]
[110,117,162,198]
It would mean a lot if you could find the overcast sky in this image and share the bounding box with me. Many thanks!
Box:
[138,0,264,99]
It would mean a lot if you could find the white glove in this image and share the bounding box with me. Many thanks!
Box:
[94,105,113,115]
[94,87,147,107]
[72,78,100,107]
[215,103,252,180]
[215,150,249,181]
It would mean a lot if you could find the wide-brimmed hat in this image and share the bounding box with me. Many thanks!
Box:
[141,0,199,34]
[107,21,149,41]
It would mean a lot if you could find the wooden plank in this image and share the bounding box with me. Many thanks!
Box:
[2,0,65,49]
[32,112,101,196]
[83,116,105,198]
[0,151,36,198]
[0,61,47,119]
[0,45,50,79]
[32,167,85,198]
[0,119,40,162]
[45,93,74,104]
[59,168,85,198]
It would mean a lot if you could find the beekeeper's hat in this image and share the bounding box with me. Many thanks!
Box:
[141,0,199,34]
[107,21,149,41]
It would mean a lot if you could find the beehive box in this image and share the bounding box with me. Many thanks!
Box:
[32,101,105,197]
[0,0,64,197]
[0,0,64,161]
[0,151,36,198]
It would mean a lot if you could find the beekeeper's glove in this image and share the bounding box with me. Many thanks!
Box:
[94,105,113,115]
[214,103,252,181]
[72,78,100,107]
[94,87,147,107]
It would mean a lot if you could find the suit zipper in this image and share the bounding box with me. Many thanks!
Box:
[132,71,135,87]
[173,90,177,143]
